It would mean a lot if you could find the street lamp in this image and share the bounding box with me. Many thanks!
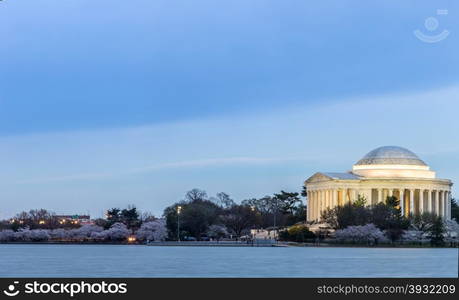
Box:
[177,206,182,242]
[250,206,256,245]
[272,198,279,241]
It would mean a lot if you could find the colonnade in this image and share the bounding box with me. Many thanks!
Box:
[307,187,452,222]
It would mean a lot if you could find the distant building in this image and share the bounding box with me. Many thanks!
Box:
[305,146,453,222]
[250,228,278,239]
[55,215,93,225]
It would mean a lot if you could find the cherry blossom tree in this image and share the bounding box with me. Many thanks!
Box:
[334,224,387,244]
[104,222,131,241]
[0,230,15,242]
[206,224,228,241]
[444,219,459,244]
[136,220,167,242]
[71,225,104,240]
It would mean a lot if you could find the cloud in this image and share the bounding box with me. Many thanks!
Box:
[1,84,458,219]
[15,156,305,184]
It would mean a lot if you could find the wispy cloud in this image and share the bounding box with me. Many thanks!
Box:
[15,156,305,184]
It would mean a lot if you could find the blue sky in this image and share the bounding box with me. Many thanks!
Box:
[0,0,458,218]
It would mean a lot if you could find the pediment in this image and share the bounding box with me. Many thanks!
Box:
[305,172,334,184]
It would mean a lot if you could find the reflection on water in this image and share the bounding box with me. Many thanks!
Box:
[0,245,457,277]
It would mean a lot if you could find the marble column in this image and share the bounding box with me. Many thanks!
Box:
[419,189,424,214]
[435,190,440,216]
[442,191,447,219]
[378,189,383,203]
[316,191,320,220]
[333,189,338,207]
[427,190,432,214]
[318,190,323,221]
[409,189,415,215]
[310,192,314,221]
[399,189,405,216]
[313,191,317,221]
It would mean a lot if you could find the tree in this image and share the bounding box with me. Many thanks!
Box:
[185,188,208,202]
[334,224,386,245]
[428,216,445,246]
[221,205,257,238]
[139,212,157,223]
[290,203,307,224]
[402,229,425,243]
[444,219,459,245]
[301,186,307,198]
[106,208,121,226]
[0,230,15,242]
[373,199,409,243]
[354,195,367,207]
[72,225,104,240]
[206,225,228,241]
[215,192,235,208]
[321,203,370,229]
[13,209,59,229]
[179,200,221,240]
[385,195,399,208]
[409,212,436,233]
[321,198,409,243]
[104,223,131,241]
[241,197,270,228]
[400,213,436,244]
[279,224,315,242]
[163,203,185,240]
[273,191,302,214]
[242,192,303,228]
[120,205,140,229]
[50,228,70,240]
[136,220,167,242]
[451,198,459,221]
[163,190,221,240]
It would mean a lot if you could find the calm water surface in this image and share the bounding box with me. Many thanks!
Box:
[0,245,457,277]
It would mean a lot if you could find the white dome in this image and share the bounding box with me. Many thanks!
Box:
[355,146,427,166]
[352,146,435,179]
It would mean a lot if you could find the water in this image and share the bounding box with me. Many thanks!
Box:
[0,244,457,277]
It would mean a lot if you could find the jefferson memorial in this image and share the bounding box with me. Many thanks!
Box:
[305,146,453,222]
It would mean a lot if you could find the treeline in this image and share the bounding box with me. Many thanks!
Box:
[1,206,155,231]
[0,206,166,243]
[320,196,459,246]
[0,221,167,243]
[2,189,457,245]
[163,188,306,240]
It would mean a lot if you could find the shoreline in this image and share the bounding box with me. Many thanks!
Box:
[1,241,457,249]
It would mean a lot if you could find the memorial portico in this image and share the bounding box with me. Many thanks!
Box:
[305,146,453,222]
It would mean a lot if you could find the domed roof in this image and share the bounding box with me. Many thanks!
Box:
[355,146,427,166]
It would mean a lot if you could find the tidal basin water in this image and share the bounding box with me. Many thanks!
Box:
[0,245,457,277]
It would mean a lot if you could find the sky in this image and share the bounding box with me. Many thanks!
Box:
[0,0,458,218]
